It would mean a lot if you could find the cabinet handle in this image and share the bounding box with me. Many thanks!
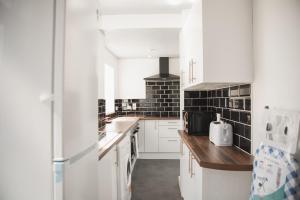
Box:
[180,140,183,156]
[167,139,178,142]
[115,148,119,167]
[188,151,191,174]
[168,128,178,130]
[168,121,178,124]
[190,154,195,178]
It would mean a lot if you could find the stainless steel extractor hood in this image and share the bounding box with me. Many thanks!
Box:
[144,57,180,81]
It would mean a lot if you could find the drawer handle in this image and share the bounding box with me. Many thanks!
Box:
[168,128,178,130]
[168,122,178,123]
[167,139,178,142]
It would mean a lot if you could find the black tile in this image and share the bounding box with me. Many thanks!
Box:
[172,90,179,94]
[146,82,155,86]
[192,99,200,106]
[156,90,164,94]
[165,82,172,85]
[184,99,192,106]
[240,84,251,96]
[231,111,240,121]
[200,107,208,111]
[233,99,244,110]
[169,103,178,107]
[234,123,245,136]
[211,90,216,97]
[200,91,208,98]
[233,134,240,147]
[222,88,229,97]
[223,109,230,119]
[216,89,222,97]
[157,99,164,103]
[240,137,251,153]
[172,81,180,86]
[152,86,160,90]
[199,99,207,106]
[230,86,239,97]
[207,91,212,98]
[213,98,220,107]
[169,86,178,90]
[161,86,168,90]
[165,107,172,111]
[220,98,225,107]
[245,98,251,111]
[161,95,168,98]
[244,125,251,139]
[169,94,179,99]
[161,103,168,107]
[240,112,251,125]
[165,90,172,94]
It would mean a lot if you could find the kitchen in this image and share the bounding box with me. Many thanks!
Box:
[1,0,300,200]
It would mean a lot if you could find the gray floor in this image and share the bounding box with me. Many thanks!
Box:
[131,159,182,200]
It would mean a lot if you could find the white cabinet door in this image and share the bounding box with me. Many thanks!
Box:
[159,138,180,152]
[145,120,159,152]
[97,146,118,200]
[138,120,145,153]
[180,142,193,200]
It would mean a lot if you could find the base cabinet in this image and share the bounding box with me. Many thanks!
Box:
[137,120,145,152]
[142,120,180,153]
[97,146,118,200]
[144,120,159,152]
[180,140,252,200]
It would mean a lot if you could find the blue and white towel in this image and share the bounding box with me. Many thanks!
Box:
[250,144,300,200]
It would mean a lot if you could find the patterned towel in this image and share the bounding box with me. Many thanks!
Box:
[250,144,300,200]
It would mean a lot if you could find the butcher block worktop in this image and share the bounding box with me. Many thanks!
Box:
[98,117,139,160]
[179,130,253,171]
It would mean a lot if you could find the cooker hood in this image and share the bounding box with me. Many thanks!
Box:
[144,57,180,81]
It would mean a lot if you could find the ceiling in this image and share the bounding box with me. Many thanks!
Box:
[99,0,193,58]
[99,0,194,15]
[104,28,179,58]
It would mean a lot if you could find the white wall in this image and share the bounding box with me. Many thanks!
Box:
[117,58,180,99]
[97,31,119,99]
[252,0,300,153]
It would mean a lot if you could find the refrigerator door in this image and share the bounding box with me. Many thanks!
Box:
[54,144,98,200]
[53,0,99,159]
[0,1,54,200]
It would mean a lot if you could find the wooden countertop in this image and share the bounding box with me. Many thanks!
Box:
[179,130,253,171]
[98,117,139,160]
[121,115,180,120]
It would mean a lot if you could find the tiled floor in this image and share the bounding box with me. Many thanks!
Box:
[131,159,182,200]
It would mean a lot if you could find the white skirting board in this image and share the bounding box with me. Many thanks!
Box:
[138,152,180,159]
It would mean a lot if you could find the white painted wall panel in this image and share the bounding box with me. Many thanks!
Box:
[252,0,300,154]
[117,58,179,99]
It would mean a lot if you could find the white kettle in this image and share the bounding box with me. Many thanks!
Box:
[209,114,233,146]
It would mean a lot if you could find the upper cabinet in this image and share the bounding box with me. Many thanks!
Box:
[180,0,253,90]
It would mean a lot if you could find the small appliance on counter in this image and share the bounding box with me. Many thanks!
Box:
[183,111,213,135]
[209,114,233,146]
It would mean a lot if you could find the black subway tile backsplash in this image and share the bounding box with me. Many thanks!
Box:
[98,99,106,130]
[184,84,252,154]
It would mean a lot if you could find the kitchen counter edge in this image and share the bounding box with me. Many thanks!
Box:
[179,130,253,171]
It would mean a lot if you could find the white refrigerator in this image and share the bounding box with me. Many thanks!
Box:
[0,0,100,200]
